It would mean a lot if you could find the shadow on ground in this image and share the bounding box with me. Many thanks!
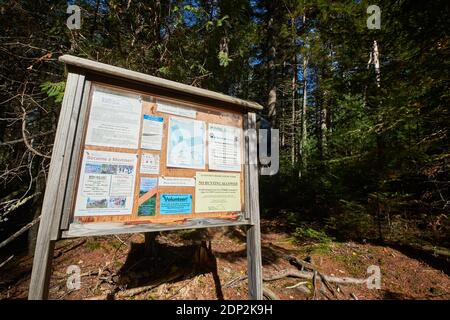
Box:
[116,240,224,299]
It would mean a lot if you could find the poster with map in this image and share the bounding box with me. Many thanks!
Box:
[166,117,205,169]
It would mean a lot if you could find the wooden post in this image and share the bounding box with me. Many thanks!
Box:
[28,73,84,300]
[245,112,263,300]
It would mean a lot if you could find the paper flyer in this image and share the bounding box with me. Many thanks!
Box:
[140,153,160,174]
[141,115,164,150]
[138,177,157,216]
[208,123,242,172]
[156,100,196,119]
[195,172,241,213]
[74,150,138,216]
[159,194,192,214]
[85,87,142,149]
[158,176,195,187]
[167,117,206,169]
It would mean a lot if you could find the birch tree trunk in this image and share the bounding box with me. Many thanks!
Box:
[299,54,308,177]
[299,13,308,177]
[319,93,328,159]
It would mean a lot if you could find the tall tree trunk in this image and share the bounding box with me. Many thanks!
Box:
[290,17,298,165]
[299,13,308,177]
[370,39,384,242]
[299,54,308,177]
[267,15,277,126]
[291,61,296,165]
[267,56,277,124]
[372,40,381,88]
[90,0,101,37]
[318,90,328,159]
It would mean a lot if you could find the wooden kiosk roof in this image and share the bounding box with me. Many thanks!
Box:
[59,54,263,111]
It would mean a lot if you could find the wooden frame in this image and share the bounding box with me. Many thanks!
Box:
[28,55,263,300]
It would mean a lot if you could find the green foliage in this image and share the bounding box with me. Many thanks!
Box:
[218,51,233,67]
[85,239,102,251]
[40,81,65,103]
[291,225,334,245]
[326,200,377,241]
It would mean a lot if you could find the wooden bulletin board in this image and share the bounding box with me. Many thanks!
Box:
[29,55,263,300]
[72,83,246,225]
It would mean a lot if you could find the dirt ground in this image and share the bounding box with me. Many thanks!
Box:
[1,219,449,300]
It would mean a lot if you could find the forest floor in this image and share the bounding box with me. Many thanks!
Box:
[1,218,449,300]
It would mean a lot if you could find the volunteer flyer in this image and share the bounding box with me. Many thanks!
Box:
[195,172,241,213]
[160,194,192,214]
[85,87,142,149]
[208,123,242,172]
[74,150,138,216]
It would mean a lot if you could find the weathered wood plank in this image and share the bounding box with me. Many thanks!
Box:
[50,74,86,240]
[62,218,250,238]
[28,73,81,300]
[246,112,263,300]
[244,115,251,220]
[59,80,92,231]
[59,55,263,111]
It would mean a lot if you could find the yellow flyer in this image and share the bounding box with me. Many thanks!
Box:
[195,172,241,213]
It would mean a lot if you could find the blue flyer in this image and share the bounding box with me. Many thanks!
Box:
[159,194,192,214]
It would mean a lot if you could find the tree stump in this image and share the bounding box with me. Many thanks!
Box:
[143,232,158,258]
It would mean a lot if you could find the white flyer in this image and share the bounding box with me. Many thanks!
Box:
[157,100,196,119]
[158,176,195,187]
[74,150,138,216]
[85,87,142,149]
[140,153,160,174]
[166,117,206,169]
[141,115,164,150]
[208,123,242,171]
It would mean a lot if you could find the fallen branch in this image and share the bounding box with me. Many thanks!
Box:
[312,271,318,300]
[54,239,87,258]
[416,244,450,258]
[285,281,308,289]
[0,255,14,269]
[318,272,337,297]
[285,255,316,271]
[263,269,366,285]
[320,285,333,300]
[0,216,40,249]
[223,275,247,288]
[114,235,127,247]
[263,286,279,300]
[295,284,311,295]
[84,272,183,300]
